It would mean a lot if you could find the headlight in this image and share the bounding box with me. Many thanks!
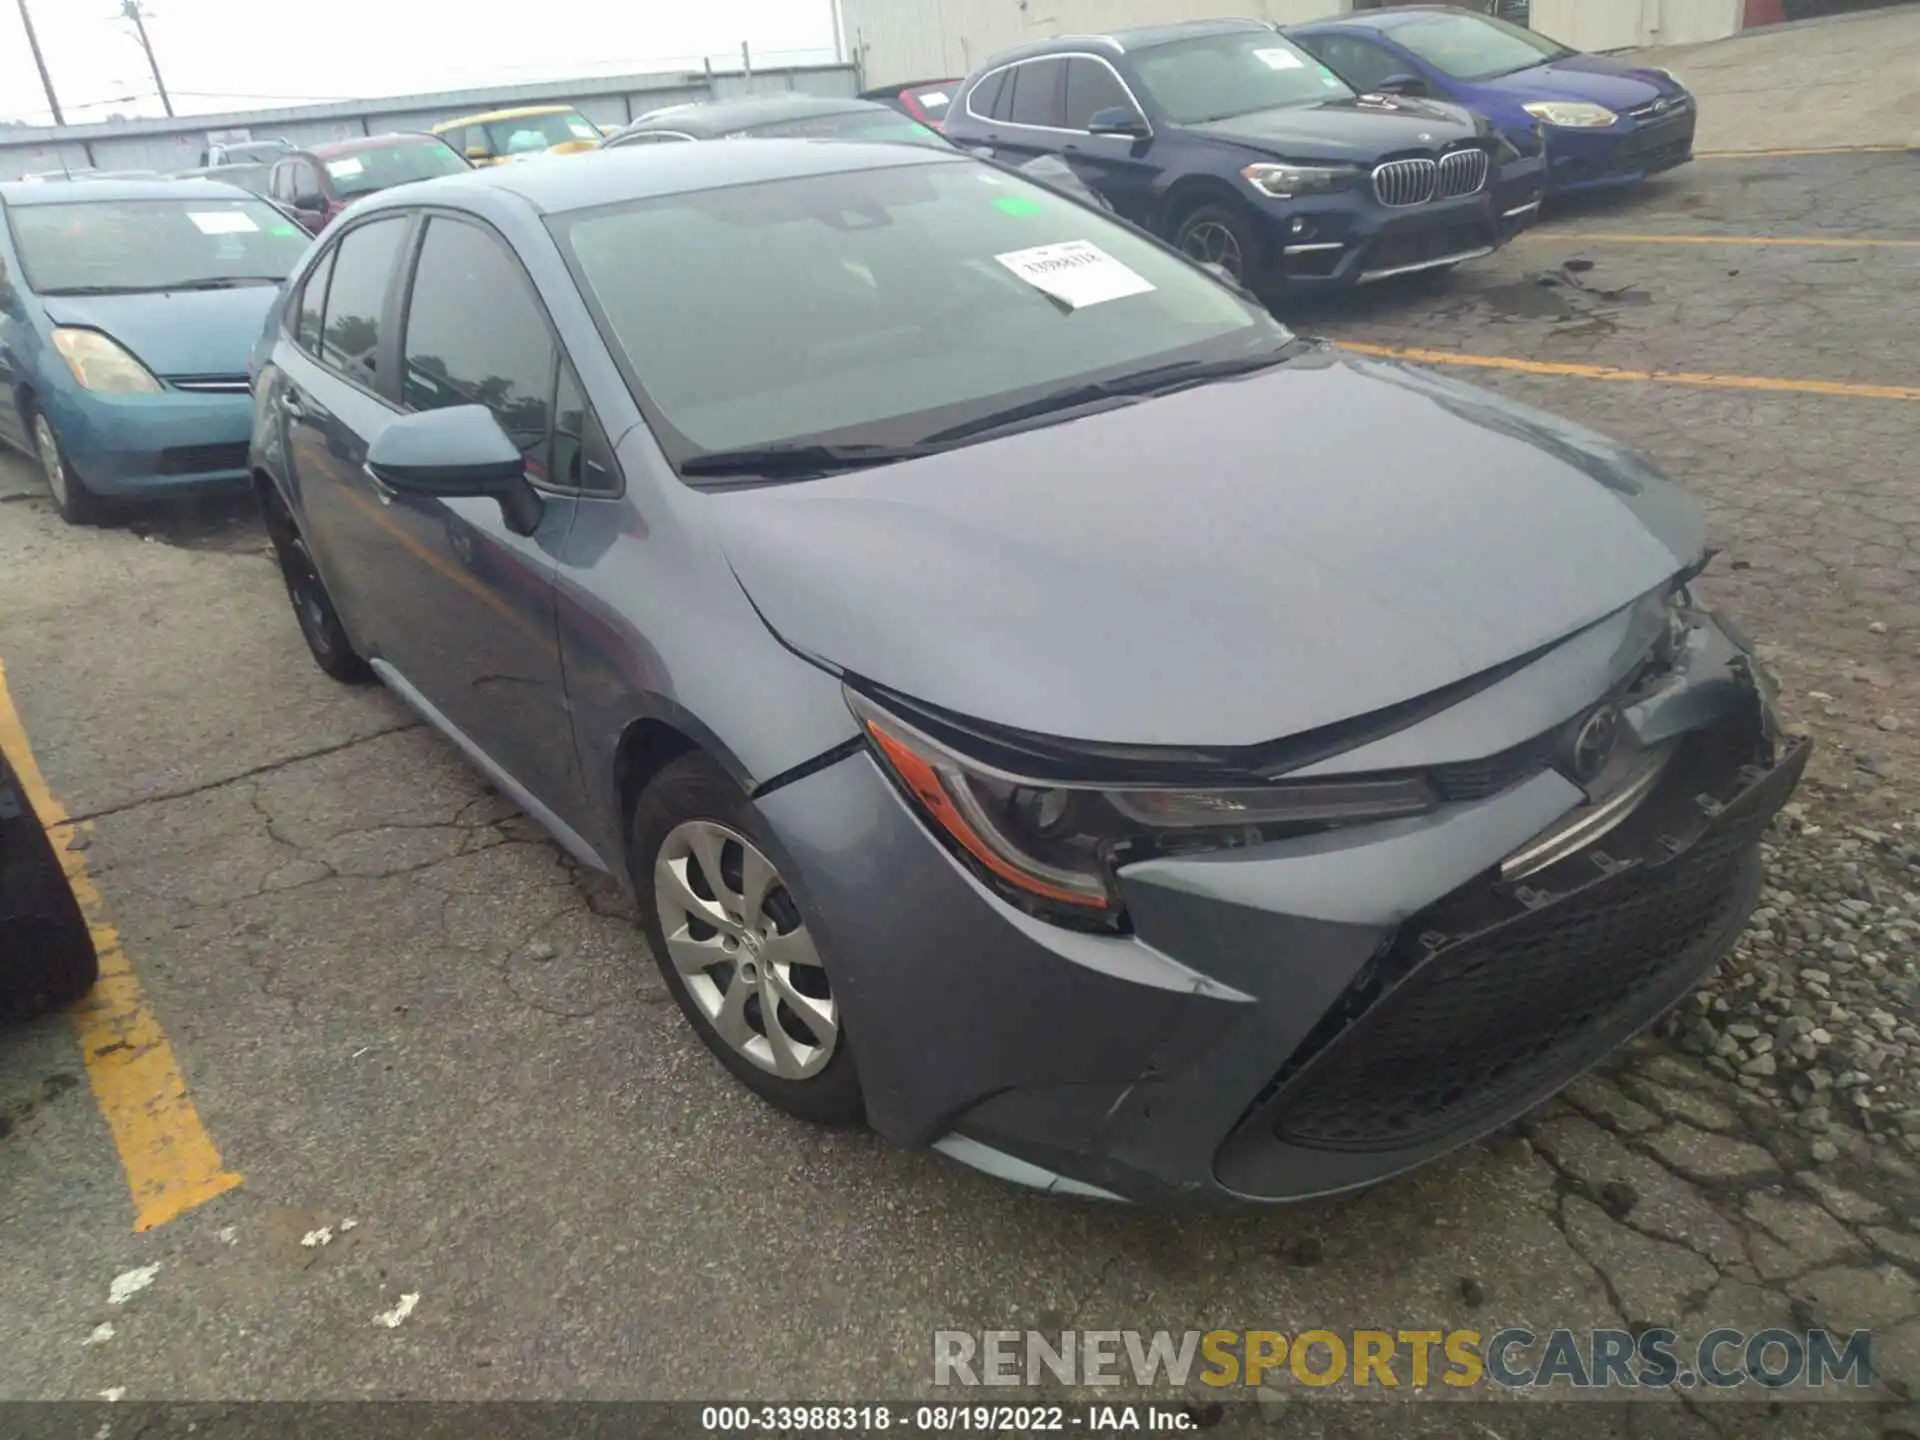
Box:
[1241,161,1361,199]
[850,689,1436,929]
[1522,101,1618,129]
[51,328,163,394]
[1654,582,1698,669]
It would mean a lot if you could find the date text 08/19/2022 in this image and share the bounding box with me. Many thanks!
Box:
[700,1405,1200,1433]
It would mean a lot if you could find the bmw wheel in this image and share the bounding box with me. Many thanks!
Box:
[631,752,863,1125]
[1173,202,1258,287]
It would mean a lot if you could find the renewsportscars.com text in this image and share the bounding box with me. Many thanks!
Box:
[932,1328,1875,1391]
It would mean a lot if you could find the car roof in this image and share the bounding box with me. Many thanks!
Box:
[1292,4,1483,30]
[308,133,449,157]
[621,94,883,137]
[432,104,578,129]
[0,176,263,205]
[982,16,1270,65]
[355,137,961,217]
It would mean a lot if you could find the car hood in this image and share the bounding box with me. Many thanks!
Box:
[713,349,1706,749]
[1473,54,1676,109]
[41,286,282,378]
[1191,95,1486,160]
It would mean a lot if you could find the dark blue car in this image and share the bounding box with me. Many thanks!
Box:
[1287,7,1696,197]
[940,19,1544,296]
[0,178,311,523]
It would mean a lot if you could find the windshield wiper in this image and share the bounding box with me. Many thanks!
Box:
[679,440,938,481]
[152,276,285,291]
[35,284,146,296]
[920,342,1313,447]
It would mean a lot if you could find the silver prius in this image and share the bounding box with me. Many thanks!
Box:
[248,140,1806,1205]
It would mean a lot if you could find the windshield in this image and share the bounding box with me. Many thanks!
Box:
[742,109,949,148]
[554,157,1285,471]
[483,111,602,154]
[7,197,311,295]
[1391,13,1574,81]
[323,139,470,196]
[1132,32,1353,124]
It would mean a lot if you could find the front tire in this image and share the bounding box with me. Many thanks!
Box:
[631,753,864,1126]
[1170,201,1261,288]
[30,409,106,526]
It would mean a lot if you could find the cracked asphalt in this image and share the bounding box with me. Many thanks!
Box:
[1,145,1916,1434]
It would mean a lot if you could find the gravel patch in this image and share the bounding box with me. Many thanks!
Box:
[1655,790,1920,1166]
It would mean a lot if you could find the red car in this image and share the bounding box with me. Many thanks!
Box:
[265,133,472,235]
[858,79,964,130]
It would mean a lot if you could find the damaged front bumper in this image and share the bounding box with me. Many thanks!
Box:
[753,606,1803,1206]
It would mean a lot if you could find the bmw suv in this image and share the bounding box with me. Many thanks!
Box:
[941,18,1545,294]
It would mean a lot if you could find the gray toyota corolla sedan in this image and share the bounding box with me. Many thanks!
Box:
[249,139,1805,1206]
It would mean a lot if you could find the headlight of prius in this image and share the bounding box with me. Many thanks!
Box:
[1522,100,1618,129]
[51,327,163,394]
[849,689,1436,930]
[1241,161,1362,199]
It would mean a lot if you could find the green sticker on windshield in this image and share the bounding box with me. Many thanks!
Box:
[1316,65,1341,83]
[269,223,301,236]
[993,194,1046,216]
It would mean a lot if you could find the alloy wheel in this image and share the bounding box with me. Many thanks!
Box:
[33,415,69,508]
[653,820,838,1080]
[283,539,334,657]
[1180,219,1244,279]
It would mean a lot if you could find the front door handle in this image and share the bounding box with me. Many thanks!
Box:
[280,390,307,419]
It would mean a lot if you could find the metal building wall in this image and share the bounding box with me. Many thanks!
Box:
[0,64,857,181]
[1529,0,1745,49]
[840,0,1356,89]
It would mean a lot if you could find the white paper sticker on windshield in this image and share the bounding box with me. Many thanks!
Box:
[187,210,259,234]
[325,156,365,178]
[995,240,1155,309]
[917,90,950,106]
[1253,47,1304,70]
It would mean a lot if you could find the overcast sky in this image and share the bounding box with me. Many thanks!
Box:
[1,0,841,125]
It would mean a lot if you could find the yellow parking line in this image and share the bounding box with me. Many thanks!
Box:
[0,656,242,1232]
[1522,231,1920,249]
[1339,342,1920,402]
[1698,144,1914,159]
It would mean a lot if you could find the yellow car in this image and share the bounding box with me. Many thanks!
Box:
[430,105,604,166]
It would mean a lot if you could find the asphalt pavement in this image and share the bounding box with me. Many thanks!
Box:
[2,141,1917,1433]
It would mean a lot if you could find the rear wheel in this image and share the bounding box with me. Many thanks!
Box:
[631,753,864,1126]
[30,409,106,526]
[272,522,372,684]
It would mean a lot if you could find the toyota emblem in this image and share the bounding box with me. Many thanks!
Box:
[1569,706,1621,783]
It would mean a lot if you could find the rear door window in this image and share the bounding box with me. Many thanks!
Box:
[966,68,1008,120]
[1062,58,1136,130]
[1007,59,1068,128]
[317,216,408,387]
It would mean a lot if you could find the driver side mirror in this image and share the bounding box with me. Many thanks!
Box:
[365,406,544,536]
[1373,73,1427,97]
[1086,106,1150,139]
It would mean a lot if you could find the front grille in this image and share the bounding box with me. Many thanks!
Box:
[1256,733,1807,1153]
[156,442,248,475]
[1436,148,1489,198]
[167,374,250,394]
[1372,158,1436,208]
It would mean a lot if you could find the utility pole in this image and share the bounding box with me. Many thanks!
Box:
[119,0,173,117]
[14,0,65,125]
